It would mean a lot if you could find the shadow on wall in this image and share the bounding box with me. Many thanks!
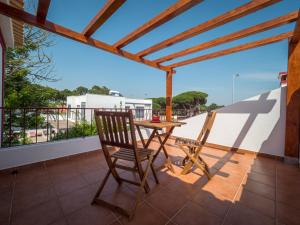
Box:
[214,86,285,156]
[174,86,286,156]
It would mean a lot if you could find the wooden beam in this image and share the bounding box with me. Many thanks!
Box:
[83,0,126,37]
[285,13,300,159]
[155,10,299,63]
[166,70,174,122]
[169,31,293,68]
[37,0,51,22]
[0,2,171,71]
[114,0,203,49]
[137,0,281,57]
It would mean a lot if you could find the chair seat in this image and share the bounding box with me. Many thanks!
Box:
[111,148,155,161]
[175,137,199,146]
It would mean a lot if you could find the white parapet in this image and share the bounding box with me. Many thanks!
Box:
[173,86,286,157]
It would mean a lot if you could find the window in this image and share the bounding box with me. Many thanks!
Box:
[81,102,86,121]
[135,107,144,119]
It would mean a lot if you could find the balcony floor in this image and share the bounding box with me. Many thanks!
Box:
[1,140,300,225]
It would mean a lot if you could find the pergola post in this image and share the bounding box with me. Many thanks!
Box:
[285,15,300,163]
[166,70,173,122]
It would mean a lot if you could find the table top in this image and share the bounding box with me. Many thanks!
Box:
[134,120,186,129]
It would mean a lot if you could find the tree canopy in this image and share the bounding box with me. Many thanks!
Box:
[151,91,223,113]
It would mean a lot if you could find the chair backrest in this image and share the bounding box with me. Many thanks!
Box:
[94,110,137,150]
[196,111,216,145]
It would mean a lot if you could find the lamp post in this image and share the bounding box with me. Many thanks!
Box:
[232,74,239,104]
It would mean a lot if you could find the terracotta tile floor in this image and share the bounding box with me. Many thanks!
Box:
[1,140,300,225]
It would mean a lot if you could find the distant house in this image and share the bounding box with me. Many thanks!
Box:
[66,93,152,122]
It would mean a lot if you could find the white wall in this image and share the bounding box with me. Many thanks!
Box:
[173,87,286,157]
[0,136,101,170]
[0,127,152,170]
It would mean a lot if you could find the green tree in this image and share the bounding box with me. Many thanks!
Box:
[151,97,166,110]
[173,91,208,110]
[207,103,224,112]
[88,85,110,95]
[5,25,56,108]
[73,86,88,95]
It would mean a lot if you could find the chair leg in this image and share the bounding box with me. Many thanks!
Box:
[110,159,122,185]
[180,147,211,179]
[198,155,210,176]
[92,158,120,204]
[91,169,111,204]
[130,153,154,220]
[150,163,159,184]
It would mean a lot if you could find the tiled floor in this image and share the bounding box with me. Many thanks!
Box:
[1,140,300,225]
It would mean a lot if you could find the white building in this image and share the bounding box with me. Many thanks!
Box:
[66,94,152,122]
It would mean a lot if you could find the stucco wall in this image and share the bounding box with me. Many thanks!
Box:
[173,87,286,157]
[0,127,152,170]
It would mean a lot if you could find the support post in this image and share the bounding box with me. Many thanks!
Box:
[285,13,300,163]
[166,70,173,122]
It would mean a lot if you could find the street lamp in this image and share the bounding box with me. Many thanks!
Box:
[232,74,239,104]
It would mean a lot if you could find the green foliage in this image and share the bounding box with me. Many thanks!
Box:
[53,121,97,141]
[88,85,110,95]
[151,97,166,110]
[173,91,208,110]
[206,103,224,112]
[72,86,89,96]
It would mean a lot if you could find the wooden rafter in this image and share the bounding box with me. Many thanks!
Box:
[37,0,51,22]
[0,2,171,71]
[114,0,203,49]
[155,10,299,63]
[83,0,126,37]
[137,0,281,57]
[169,31,293,68]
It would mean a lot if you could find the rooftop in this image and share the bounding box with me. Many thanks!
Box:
[1,140,299,225]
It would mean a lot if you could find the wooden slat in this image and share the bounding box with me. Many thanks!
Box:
[106,115,115,142]
[0,2,171,71]
[114,0,203,48]
[83,0,125,37]
[285,13,300,158]
[169,31,293,68]
[111,115,119,143]
[155,11,299,63]
[37,0,51,22]
[121,116,129,144]
[101,115,110,141]
[137,0,281,57]
[116,116,124,144]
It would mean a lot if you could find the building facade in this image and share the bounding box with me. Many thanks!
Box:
[67,94,152,122]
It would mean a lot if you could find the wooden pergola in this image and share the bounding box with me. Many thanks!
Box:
[0,0,299,159]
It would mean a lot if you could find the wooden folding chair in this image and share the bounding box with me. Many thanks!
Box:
[175,111,216,179]
[91,110,159,220]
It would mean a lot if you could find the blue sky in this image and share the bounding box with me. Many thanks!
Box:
[28,0,299,105]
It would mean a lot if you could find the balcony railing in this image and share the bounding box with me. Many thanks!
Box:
[0,107,203,148]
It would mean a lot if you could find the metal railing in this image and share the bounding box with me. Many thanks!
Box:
[0,107,202,148]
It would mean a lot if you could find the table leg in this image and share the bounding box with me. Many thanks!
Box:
[153,127,175,173]
[136,125,146,147]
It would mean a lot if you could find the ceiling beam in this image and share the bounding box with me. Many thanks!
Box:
[0,2,170,71]
[113,0,203,49]
[83,0,126,37]
[137,0,281,57]
[37,0,51,22]
[169,31,293,68]
[155,10,299,63]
